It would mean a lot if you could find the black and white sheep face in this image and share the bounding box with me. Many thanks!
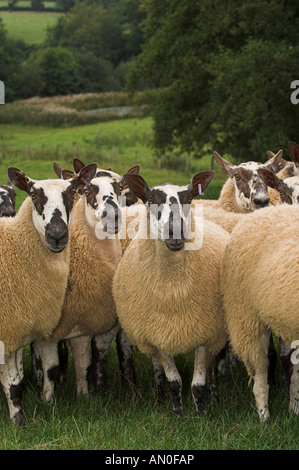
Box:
[123,171,214,251]
[7,164,96,253]
[83,171,123,236]
[258,169,299,205]
[0,183,16,217]
[214,151,285,212]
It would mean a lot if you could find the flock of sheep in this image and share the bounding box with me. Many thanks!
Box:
[0,142,299,426]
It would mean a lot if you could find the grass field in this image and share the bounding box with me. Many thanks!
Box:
[0,113,298,450]
[0,117,227,210]
[0,11,61,44]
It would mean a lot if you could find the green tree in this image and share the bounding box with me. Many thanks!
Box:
[128,0,299,161]
[21,47,82,97]
[0,19,26,101]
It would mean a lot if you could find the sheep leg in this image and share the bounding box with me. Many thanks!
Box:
[116,328,135,384]
[70,335,90,397]
[251,329,271,422]
[192,346,213,417]
[30,343,44,387]
[16,347,24,384]
[289,361,299,416]
[0,352,25,426]
[253,370,269,422]
[34,340,59,404]
[91,324,120,391]
[154,350,183,417]
[152,357,165,403]
[279,337,293,388]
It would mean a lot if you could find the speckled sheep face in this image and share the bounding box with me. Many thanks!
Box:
[7,164,96,253]
[258,169,299,205]
[214,151,285,212]
[123,171,214,251]
[0,183,16,217]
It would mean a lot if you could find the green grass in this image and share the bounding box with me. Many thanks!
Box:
[0,114,297,450]
[0,343,298,450]
[0,117,226,209]
[0,11,62,44]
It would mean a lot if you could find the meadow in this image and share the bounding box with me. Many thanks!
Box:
[0,95,298,450]
[0,10,61,44]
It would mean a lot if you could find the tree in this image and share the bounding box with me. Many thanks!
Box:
[127,0,299,161]
[0,19,26,101]
[21,47,82,97]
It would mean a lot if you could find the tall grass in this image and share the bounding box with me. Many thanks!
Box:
[0,92,149,126]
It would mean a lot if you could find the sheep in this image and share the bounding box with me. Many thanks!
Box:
[33,160,140,402]
[112,171,230,417]
[268,141,299,180]
[0,179,16,217]
[194,151,285,377]
[0,163,96,425]
[220,203,299,421]
[256,167,299,386]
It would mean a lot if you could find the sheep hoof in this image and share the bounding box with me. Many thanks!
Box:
[173,407,183,418]
[13,411,25,427]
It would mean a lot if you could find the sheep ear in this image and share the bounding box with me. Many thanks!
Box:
[214,152,236,178]
[53,162,75,180]
[188,171,214,198]
[6,178,14,188]
[288,142,299,168]
[73,158,86,174]
[7,167,32,193]
[264,149,286,172]
[75,163,97,192]
[123,174,150,203]
[119,164,141,190]
[53,162,64,178]
[257,168,282,190]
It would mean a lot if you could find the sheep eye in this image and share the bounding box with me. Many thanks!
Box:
[70,190,76,199]
[234,174,240,181]
[84,188,89,196]
[30,193,37,200]
[279,189,284,195]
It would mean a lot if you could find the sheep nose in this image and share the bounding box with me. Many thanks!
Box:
[45,211,69,252]
[253,196,270,209]
[0,207,16,217]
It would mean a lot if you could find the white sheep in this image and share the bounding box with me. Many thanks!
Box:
[221,203,299,421]
[33,160,140,402]
[112,171,230,417]
[0,163,96,425]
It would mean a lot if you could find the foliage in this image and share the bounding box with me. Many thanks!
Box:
[20,46,82,96]
[128,0,299,162]
[0,0,145,100]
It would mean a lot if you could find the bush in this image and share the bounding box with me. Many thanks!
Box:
[20,47,82,97]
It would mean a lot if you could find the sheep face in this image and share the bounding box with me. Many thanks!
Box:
[124,171,214,251]
[258,169,299,205]
[0,183,16,217]
[288,142,299,176]
[7,164,96,253]
[214,151,285,212]
[83,171,123,235]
